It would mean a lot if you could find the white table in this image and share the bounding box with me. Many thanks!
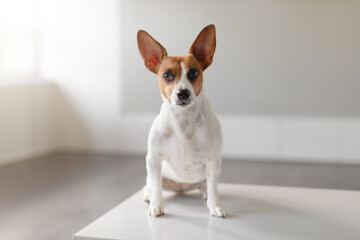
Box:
[73,184,360,240]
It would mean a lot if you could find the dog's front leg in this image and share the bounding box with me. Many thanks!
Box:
[146,154,164,217]
[206,158,227,218]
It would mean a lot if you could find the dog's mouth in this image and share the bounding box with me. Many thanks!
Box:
[175,100,191,107]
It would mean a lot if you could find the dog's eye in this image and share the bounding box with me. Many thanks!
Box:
[162,71,174,81]
[187,68,199,81]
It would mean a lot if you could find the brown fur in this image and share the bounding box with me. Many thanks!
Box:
[137,25,216,100]
[157,55,203,99]
[189,25,216,71]
[137,30,167,73]
[157,56,181,99]
[181,55,204,97]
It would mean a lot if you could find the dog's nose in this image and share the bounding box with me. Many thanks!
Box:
[177,89,190,101]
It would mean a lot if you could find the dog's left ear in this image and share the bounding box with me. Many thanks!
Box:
[189,24,216,71]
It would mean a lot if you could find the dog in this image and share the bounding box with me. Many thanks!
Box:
[137,24,226,218]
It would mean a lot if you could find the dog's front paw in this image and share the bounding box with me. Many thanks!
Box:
[208,205,227,218]
[143,186,151,203]
[148,204,164,217]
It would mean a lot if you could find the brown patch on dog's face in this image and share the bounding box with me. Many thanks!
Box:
[157,55,203,100]
[157,56,181,99]
[180,55,203,97]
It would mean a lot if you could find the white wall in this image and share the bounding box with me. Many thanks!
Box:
[39,0,155,154]
[0,82,54,166]
[122,0,360,116]
[1,0,360,166]
[40,0,360,163]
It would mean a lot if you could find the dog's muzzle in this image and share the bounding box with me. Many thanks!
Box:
[176,89,191,106]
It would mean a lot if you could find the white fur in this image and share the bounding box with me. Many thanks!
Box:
[145,61,226,218]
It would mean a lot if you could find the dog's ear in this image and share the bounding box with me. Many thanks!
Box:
[189,24,216,71]
[137,30,167,74]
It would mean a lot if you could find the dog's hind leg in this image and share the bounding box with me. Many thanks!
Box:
[162,177,207,199]
[185,180,207,200]
[199,181,208,201]
[162,177,183,192]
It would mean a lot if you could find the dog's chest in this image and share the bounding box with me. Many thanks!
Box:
[160,120,209,182]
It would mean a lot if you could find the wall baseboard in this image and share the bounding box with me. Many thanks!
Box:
[0,149,55,168]
[2,114,359,167]
[220,115,360,164]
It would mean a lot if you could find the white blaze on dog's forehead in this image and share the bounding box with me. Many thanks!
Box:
[174,62,195,97]
[180,62,186,78]
[169,61,195,105]
[177,62,193,91]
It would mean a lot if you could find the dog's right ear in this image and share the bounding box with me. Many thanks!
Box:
[137,30,167,74]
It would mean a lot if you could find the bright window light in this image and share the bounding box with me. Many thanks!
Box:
[0,0,38,81]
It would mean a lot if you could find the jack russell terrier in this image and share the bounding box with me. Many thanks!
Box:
[137,24,226,218]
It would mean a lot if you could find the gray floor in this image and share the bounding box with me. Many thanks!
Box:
[0,154,359,240]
